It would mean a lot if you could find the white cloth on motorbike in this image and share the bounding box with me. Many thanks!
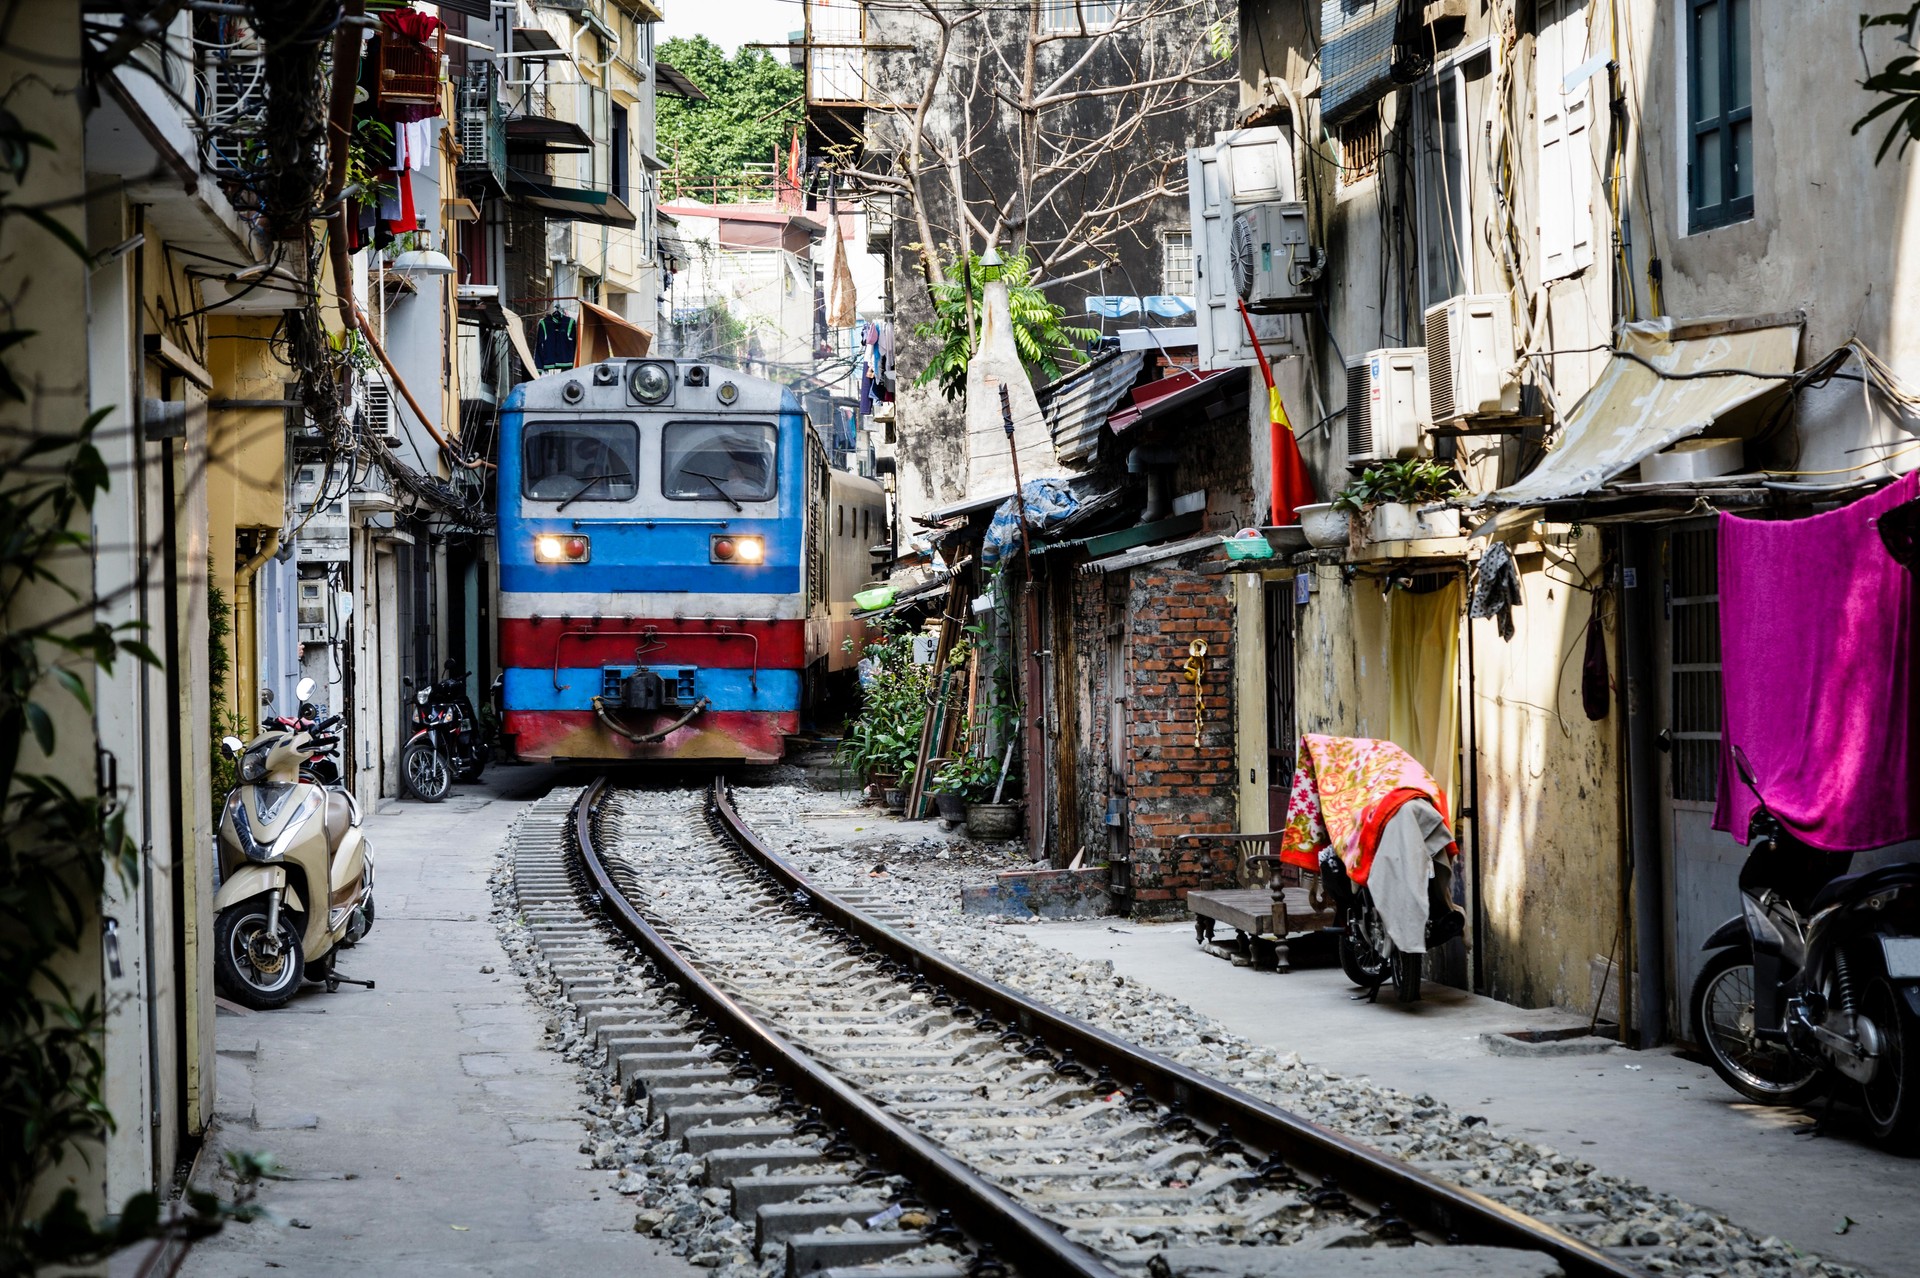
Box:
[1370,798,1453,953]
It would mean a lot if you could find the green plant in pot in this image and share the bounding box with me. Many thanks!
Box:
[930,746,999,821]
[836,617,932,801]
[1332,459,1464,543]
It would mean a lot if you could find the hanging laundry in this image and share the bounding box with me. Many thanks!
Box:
[1469,541,1523,641]
[1713,471,1920,852]
[1388,578,1462,802]
[531,310,578,372]
[1279,734,1455,885]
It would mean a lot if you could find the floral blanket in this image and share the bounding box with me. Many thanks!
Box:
[1280,734,1452,883]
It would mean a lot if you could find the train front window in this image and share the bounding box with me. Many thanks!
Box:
[522,421,640,504]
[662,421,777,504]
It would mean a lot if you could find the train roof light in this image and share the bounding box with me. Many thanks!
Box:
[716,380,739,406]
[629,360,673,404]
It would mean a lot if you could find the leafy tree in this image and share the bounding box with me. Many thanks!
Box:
[1858,6,1920,161]
[912,249,1098,401]
[656,36,804,199]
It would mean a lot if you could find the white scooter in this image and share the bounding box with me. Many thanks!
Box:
[214,678,375,1009]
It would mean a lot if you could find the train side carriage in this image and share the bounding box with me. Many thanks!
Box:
[496,358,884,763]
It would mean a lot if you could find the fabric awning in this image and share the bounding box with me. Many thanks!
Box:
[499,306,540,376]
[576,299,652,362]
[506,179,638,229]
[1483,318,1802,508]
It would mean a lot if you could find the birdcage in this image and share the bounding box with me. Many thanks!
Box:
[372,22,445,113]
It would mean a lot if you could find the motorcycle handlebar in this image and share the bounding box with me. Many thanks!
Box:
[315,713,344,731]
[306,734,340,751]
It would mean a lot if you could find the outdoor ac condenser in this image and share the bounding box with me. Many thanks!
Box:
[1346,348,1430,467]
[1424,293,1521,424]
[1229,201,1313,313]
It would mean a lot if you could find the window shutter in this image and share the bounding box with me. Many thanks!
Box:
[1537,0,1594,281]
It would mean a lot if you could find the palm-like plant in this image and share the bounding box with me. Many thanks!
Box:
[913,249,1098,402]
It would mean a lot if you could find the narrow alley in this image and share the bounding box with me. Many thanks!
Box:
[5,2,1920,1277]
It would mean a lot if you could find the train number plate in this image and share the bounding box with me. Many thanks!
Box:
[1881,936,1920,979]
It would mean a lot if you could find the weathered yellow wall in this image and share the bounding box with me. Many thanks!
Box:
[1292,563,1394,740]
[1469,529,1622,1012]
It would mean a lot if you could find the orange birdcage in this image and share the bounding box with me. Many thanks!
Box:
[372,16,445,113]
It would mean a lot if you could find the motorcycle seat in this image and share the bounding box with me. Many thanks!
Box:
[1809,863,1920,912]
[1810,873,1865,912]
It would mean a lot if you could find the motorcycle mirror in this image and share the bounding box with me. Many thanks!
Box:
[260,687,274,706]
[296,676,316,701]
[1730,744,1761,792]
[219,735,244,759]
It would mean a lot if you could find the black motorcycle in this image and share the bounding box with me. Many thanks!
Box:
[1691,746,1920,1147]
[1319,839,1466,1005]
[400,663,486,802]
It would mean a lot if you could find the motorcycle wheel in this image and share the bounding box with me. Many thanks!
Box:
[1338,924,1390,989]
[1690,946,1824,1106]
[1859,974,1920,1149]
[401,739,451,802]
[1392,949,1423,1003]
[214,903,305,1010]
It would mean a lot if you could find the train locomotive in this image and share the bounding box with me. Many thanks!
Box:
[496,357,885,763]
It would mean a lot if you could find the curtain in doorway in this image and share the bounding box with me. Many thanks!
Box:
[1389,578,1462,802]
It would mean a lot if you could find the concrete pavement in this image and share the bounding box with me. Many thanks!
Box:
[1037,918,1920,1278]
[177,765,698,1278]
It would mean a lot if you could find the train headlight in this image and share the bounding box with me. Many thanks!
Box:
[629,360,673,405]
[535,534,591,564]
[711,534,764,564]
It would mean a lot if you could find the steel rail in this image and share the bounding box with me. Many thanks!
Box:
[708,779,1645,1278]
[567,778,1123,1278]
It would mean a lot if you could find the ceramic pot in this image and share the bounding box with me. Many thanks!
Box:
[933,793,968,822]
[966,802,1021,841]
[1365,502,1461,542]
[1298,503,1351,548]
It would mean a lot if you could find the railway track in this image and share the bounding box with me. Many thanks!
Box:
[508,778,1647,1278]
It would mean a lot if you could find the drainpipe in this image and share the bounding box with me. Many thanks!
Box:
[233,531,282,733]
[1617,525,1667,1048]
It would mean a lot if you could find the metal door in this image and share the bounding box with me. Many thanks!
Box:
[1264,581,1298,828]
[1655,522,1746,1041]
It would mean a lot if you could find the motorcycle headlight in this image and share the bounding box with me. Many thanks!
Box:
[238,743,269,783]
[416,688,430,706]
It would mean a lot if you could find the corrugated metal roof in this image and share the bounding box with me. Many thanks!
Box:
[1320,0,1401,126]
[1484,319,1802,508]
[1039,350,1147,467]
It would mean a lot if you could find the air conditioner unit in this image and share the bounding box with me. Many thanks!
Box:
[202,39,268,177]
[362,373,401,446]
[1346,348,1430,466]
[1228,201,1313,313]
[1424,293,1521,424]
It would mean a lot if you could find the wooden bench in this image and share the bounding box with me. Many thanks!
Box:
[1178,831,1339,972]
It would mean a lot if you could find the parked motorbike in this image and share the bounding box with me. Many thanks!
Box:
[1691,747,1920,1147]
[214,687,376,1010]
[265,678,339,785]
[400,661,486,803]
[1319,835,1466,1004]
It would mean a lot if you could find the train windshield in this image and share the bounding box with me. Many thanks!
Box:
[662,421,777,503]
[522,421,639,503]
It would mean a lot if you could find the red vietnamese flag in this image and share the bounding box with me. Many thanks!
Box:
[1237,297,1317,526]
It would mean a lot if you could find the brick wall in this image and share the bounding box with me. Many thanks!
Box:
[1120,556,1240,917]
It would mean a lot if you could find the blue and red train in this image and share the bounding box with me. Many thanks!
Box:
[496,357,886,763]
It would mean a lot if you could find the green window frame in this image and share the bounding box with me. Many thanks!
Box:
[1687,0,1753,233]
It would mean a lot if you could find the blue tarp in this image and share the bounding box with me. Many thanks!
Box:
[981,478,1080,571]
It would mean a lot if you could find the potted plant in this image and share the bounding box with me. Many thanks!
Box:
[930,748,998,825]
[836,617,933,806]
[1332,459,1464,544]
